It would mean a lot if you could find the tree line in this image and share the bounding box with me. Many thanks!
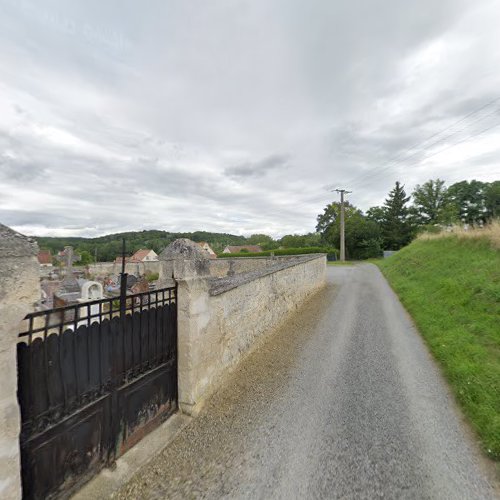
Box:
[37,230,251,263]
[37,178,499,263]
[37,229,322,263]
[316,179,499,259]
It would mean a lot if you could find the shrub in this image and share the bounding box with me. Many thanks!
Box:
[218,247,337,258]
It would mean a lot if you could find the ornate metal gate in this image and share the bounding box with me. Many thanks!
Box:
[17,286,178,499]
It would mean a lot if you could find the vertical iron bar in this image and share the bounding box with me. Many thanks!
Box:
[73,305,78,333]
[43,317,51,412]
[28,316,34,425]
[98,318,102,393]
[58,319,67,413]
[72,324,79,406]
[86,305,91,388]
[57,325,68,413]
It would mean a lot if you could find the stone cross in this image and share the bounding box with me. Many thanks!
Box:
[57,246,81,274]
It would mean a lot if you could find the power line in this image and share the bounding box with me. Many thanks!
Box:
[267,117,500,223]
[348,107,500,190]
[246,99,500,222]
[343,96,500,188]
[352,112,499,188]
[316,97,500,206]
[350,119,500,191]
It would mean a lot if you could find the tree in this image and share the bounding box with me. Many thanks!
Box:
[279,233,321,248]
[484,181,500,220]
[246,234,275,246]
[411,179,456,225]
[316,201,360,234]
[316,201,382,259]
[380,181,413,250]
[366,206,386,226]
[447,180,487,225]
[76,250,94,266]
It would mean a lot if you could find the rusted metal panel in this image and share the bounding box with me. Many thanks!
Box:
[20,395,112,500]
[117,362,177,455]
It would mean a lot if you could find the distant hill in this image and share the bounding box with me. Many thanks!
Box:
[36,230,249,262]
[377,223,500,460]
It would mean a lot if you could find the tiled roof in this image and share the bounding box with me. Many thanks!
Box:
[130,249,153,262]
[197,241,216,254]
[225,245,262,253]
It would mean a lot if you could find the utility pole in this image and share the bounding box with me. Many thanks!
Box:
[335,189,352,262]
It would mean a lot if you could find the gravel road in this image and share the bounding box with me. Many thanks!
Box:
[116,264,497,499]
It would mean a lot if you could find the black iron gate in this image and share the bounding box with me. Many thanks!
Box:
[17,286,178,499]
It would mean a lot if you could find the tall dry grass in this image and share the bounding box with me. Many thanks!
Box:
[417,220,500,249]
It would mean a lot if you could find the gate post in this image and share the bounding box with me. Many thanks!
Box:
[159,239,211,416]
[0,225,39,500]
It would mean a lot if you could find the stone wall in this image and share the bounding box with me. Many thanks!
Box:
[86,260,160,278]
[159,240,326,415]
[0,225,39,500]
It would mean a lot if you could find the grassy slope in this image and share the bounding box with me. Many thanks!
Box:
[377,235,500,460]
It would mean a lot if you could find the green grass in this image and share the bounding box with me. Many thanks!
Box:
[377,235,500,460]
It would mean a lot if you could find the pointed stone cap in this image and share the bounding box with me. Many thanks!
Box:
[0,224,39,327]
[159,239,210,281]
[160,238,208,261]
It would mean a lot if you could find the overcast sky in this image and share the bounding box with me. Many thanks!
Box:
[1,0,500,238]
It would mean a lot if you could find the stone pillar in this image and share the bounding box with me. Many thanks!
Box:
[0,224,39,500]
[159,239,211,416]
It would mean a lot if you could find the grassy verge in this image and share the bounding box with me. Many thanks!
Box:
[377,232,500,460]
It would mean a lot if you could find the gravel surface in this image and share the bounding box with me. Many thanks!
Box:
[116,264,498,499]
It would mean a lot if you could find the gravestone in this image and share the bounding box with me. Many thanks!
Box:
[77,281,104,327]
[55,246,81,304]
[80,281,104,301]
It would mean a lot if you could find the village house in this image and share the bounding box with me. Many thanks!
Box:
[222,245,262,254]
[131,248,159,262]
[115,248,159,264]
[196,241,217,258]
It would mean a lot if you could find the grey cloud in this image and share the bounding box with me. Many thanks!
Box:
[0,0,499,237]
[224,154,289,179]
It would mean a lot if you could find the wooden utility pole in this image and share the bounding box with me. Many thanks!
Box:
[335,189,352,261]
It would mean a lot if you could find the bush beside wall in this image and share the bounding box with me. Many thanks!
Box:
[218,247,337,260]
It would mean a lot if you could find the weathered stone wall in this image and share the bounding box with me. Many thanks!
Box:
[0,225,39,500]
[87,260,160,278]
[192,255,325,411]
[159,241,326,415]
